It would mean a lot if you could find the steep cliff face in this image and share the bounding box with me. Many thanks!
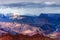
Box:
[0,33,54,40]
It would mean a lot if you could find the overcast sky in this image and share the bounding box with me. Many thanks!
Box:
[0,0,60,4]
[0,0,60,16]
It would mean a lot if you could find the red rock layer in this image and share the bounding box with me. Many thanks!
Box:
[0,33,55,40]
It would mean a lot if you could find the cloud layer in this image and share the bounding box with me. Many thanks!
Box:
[0,0,60,4]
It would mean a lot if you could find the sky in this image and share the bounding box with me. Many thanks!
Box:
[0,0,60,16]
[0,0,60,4]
